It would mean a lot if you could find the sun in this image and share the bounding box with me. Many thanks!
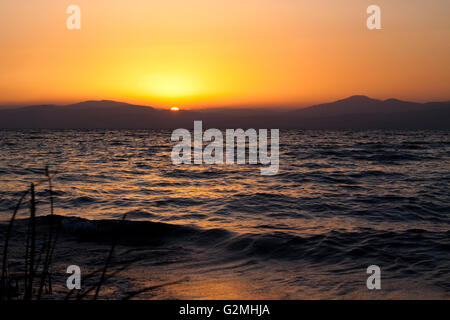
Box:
[170,106,180,111]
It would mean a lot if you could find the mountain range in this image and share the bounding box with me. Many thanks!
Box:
[0,96,448,129]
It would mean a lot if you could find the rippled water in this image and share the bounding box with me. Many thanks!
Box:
[0,129,449,299]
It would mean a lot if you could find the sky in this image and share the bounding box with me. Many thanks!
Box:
[0,0,449,108]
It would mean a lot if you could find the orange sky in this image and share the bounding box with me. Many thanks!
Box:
[0,0,449,108]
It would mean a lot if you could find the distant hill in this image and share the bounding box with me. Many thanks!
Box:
[0,96,449,129]
[0,100,165,129]
[284,96,450,129]
[290,95,425,117]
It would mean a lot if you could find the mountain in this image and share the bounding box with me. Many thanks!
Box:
[290,95,425,117]
[0,100,165,129]
[0,96,448,129]
[284,96,450,129]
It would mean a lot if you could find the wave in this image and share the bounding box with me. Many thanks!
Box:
[5,215,447,269]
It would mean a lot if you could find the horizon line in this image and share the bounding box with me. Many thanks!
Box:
[2,95,450,111]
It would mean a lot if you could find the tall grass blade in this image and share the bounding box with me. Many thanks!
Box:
[0,189,29,300]
[23,184,36,300]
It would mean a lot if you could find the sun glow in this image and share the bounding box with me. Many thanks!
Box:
[145,74,200,99]
[1,1,449,107]
[170,106,180,111]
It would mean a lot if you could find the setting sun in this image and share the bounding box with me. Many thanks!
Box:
[170,107,180,111]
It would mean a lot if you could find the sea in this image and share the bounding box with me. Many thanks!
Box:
[0,129,449,299]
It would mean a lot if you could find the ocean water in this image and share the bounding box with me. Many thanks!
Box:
[0,129,449,299]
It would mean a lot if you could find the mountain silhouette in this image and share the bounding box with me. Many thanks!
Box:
[0,96,448,129]
[285,96,449,129]
[290,95,426,117]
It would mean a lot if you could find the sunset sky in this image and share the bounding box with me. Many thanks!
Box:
[0,0,449,108]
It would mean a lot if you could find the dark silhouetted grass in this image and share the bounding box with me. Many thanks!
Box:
[1,167,185,300]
